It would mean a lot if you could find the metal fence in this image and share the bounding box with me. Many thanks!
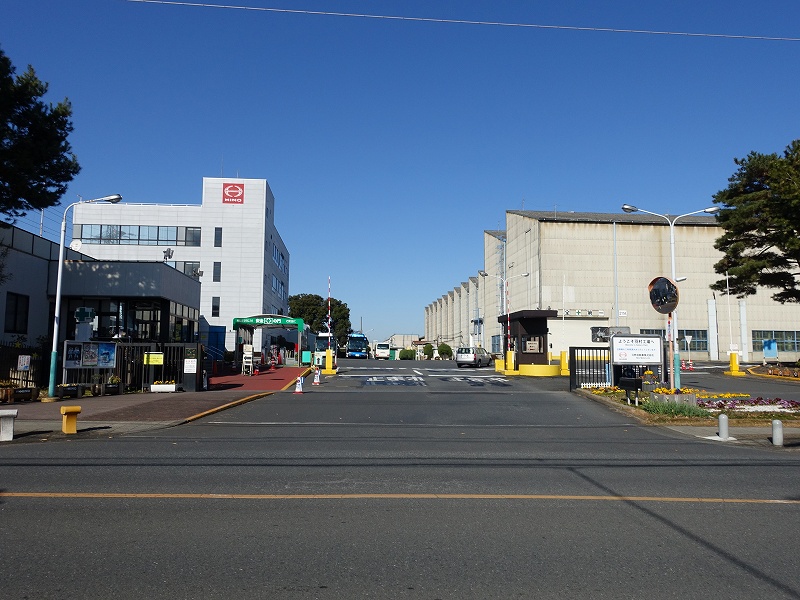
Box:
[0,342,48,388]
[1,341,202,393]
[569,347,612,391]
[569,346,668,391]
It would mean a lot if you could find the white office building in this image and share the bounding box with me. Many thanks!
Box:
[72,177,290,358]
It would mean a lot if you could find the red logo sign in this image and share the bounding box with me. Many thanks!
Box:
[222,183,245,204]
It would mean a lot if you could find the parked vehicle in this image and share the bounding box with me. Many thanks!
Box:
[375,343,391,359]
[346,332,370,358]
[313,333,338,367]
[456,346,492,368]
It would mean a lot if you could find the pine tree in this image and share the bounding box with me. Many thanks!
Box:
[712,139,800,303]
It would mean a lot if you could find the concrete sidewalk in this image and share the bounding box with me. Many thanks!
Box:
[665,424,800,449]
[1,366,311,442]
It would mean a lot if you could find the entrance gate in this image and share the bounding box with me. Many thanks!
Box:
[232,314,306,370]
[568,347,611,391]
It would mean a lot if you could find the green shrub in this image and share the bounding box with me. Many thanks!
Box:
[642,400,711,418]
[437,343,453,359]
[423,343,434,359]
[398,349,416,360]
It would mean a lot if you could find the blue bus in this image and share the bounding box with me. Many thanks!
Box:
[346,332,370,358]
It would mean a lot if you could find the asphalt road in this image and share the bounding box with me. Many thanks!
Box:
[1,359,799,599]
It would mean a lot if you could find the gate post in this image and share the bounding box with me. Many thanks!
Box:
[181,344,203,392]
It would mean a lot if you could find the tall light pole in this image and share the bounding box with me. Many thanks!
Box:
[478,270,529,363]
[621,203,719,388]
[48,194,122,397]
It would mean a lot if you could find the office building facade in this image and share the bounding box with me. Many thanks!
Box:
[72,178,290,357]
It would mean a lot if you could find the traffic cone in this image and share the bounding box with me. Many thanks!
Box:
[312,367,321,385]
[680,359,686,371]
[688,360,694,371]
[293,376,304,394]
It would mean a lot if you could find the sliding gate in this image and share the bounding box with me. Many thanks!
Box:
[568,347,611,391]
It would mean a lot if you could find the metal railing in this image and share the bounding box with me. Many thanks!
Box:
[569,347,612,391]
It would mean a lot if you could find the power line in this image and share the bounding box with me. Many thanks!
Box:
[126,0,800,42]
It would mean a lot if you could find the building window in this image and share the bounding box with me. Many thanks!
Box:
[679,329,708,352]
[184,227,201,247]
[213,262,221,282]
[753,330,799,352]
[491,335,502,354]
[140,226,158,245]
[180,261,200,277]
[158,226,177,244]
[211,297,220,318]
[78,224,203,247]
[101,225,121,244]
[120,225,139,244]
[214,227,222,247]
[4,292,29,334]
[640,329,666,338]
[81,224,102,242]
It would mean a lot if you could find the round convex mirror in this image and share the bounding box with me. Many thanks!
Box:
[648,277,679,314]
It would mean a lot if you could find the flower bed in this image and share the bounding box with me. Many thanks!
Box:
[151,381,179,393]
[697,396,800,413]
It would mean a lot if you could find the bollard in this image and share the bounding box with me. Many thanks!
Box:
[724,352,746,377]
[60,405,82,434]
[772,420,784,447]
[718,414,729,441]
[559,350,570,376]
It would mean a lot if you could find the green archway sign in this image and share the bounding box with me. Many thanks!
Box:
[233,315,304,329]
[232,315,306,367]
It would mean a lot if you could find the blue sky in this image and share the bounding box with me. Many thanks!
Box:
[3,0,799,343]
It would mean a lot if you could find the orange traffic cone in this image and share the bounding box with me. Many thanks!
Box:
[293,376,304,394]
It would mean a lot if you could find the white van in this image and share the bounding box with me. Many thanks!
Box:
[375,343,391,360]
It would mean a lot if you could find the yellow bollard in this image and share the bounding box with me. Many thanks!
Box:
[724,352,746,377]
[505,351,516,374]
[322,348,336,375]
[60,405,82,434]
[560,350,570,376]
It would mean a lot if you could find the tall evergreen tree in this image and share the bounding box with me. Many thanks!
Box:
[711,139,800,303]
[288,293,352,346]
[0,47,81,221]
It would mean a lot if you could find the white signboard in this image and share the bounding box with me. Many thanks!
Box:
[611,335,663,365]
[184,358,197,374]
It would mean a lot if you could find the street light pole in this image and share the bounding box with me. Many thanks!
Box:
[621,203,719,389]
[48,194,122,397]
